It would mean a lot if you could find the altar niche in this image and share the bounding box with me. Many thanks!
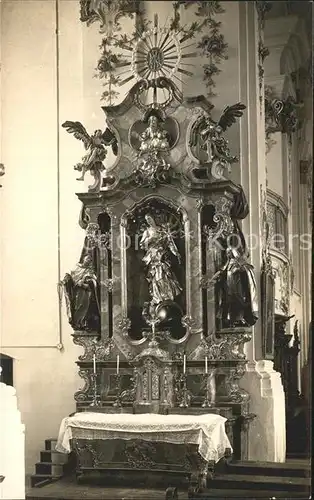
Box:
[124,198,186,343]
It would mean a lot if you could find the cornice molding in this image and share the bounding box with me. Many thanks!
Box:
[264,16,299,49]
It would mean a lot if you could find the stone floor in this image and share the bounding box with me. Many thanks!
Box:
[25,474,310,500]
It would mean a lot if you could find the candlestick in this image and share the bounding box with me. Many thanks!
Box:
[183,354,186,374]
[116,354,120,375]
[93,354,96,374]
[113,373,122,408]
[205,356,208,374]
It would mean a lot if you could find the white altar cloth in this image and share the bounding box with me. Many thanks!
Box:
[56,412,232,463]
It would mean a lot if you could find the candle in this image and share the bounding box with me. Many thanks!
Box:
[183,354,186,374]
[93,354,96,374]
[205,356,208,374]
[116,354,120,375]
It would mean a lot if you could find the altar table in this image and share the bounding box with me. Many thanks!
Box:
[56,412,232,463]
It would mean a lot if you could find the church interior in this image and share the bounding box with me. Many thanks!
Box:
[0,1,312,499]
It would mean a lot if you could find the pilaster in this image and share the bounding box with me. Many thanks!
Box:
[238,2,286,462]
[239,1,266,361]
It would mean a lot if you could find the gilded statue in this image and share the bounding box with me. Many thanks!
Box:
[140,214,182,317]
[189,102,246,174]
[61,254,100,331]
[213,245,258,328]
[62,121,117,181]
[138,115,170,154]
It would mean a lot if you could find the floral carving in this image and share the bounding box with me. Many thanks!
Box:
[80,0,137,32]
[199,330,252,361]
[118,316,131,337]
[255,1,272,109]
[173,1,228,98]
[125,440,156,469]
[80,0,227,103]
[203,196,233,242]
[300,158,313,215]
[72,334,113,361]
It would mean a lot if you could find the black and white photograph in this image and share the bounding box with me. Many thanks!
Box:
[0,1,312,499]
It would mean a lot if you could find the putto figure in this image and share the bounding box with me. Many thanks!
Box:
[61,254,100,332]
[62,120,117,181]
[140,214,182,317]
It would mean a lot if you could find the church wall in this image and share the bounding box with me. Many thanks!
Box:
[0,0,84,474]
[0,0,311,474]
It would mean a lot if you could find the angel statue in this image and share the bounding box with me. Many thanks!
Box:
[60,254,100,332]
[189,102,246,178]
[62,120,118,183]
[140,214,182,319]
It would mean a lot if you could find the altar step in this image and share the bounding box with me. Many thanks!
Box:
[30,438,73,488]
[26,458,311,499]
[225,458,311,478]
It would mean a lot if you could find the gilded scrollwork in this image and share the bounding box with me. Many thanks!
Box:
[74,369,92,402]
[202,332,252,361]
[265,86,303,153]
[72,334,113,361]
[124,440,156,469]
[80,0,137,33]
[72,440,106,467]
[204,196,233,242]
[225,365,249,403]
[118,316,131,337]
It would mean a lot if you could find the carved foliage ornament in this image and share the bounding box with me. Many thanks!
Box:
[203,196,233,242]
[255,1,272,108]
[265,86,303,153]
[80,1,228,103]
[199,331,252,361]
[72,334,114,361]
[80,0,138,33]
[300,159,313,213]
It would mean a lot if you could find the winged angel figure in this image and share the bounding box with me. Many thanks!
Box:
[190,102,246,177]
[62,121,118,183]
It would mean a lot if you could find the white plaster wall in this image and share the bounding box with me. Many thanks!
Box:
[0,0,83,475]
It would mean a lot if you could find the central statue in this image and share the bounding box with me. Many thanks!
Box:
[139,115,170,154]
[140,214,182,318]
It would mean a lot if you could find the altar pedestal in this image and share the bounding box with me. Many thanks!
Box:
[0,382,25,500]
[56,412,232,496]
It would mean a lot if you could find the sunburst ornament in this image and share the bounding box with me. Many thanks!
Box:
[80,0,228,104]
[115,14,198,104]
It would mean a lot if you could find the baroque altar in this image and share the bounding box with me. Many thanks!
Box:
[59,3,258,496]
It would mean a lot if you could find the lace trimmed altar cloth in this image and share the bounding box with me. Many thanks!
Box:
[56,412,232,463]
